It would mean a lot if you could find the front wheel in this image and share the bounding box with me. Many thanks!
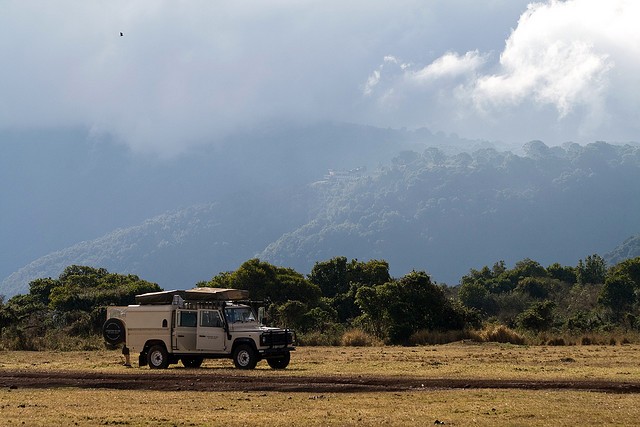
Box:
[147,345,169,369]
[267,351,290,369]
[233,344,258,369]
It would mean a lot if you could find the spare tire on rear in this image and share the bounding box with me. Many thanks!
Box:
[103,318,126,345]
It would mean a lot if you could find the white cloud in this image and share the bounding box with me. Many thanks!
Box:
[363,70,381,96]
[473,1,616,119]
[364,0,640,145]
[1,0,536,154]
[6,0,638,153]
[473,40,611,116]
[472,0,640,141]
[410,51,485,83]
[1,1,398,153]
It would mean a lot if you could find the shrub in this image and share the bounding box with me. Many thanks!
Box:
[476,324,525,345]
[409,329,471,345]
[298,328,342,346]
[340,329,383,347]
[516,300,555,332]
[547,337,566,346]
[579,333,623,346]
[42,331,104,351]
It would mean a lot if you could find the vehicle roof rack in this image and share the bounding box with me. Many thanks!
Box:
[135,287,250,305]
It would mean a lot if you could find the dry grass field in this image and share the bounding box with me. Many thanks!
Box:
[1,343,640,426]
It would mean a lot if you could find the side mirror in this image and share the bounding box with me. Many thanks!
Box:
[258,307,267,325]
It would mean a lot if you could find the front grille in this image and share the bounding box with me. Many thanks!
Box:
[261,329,295,347]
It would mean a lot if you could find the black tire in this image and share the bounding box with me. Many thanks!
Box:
[147,345,169,369]
[233,344,258,369]
[102,318,126,346]
[181,356,204,369]
[267,351,290,369]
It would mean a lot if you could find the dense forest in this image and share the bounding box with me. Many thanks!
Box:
[2,253,640,350]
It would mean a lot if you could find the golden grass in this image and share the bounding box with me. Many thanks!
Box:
[2,343,640,381]
[2,344,640,426]
[294,343,640,381]
[2,388,640,426]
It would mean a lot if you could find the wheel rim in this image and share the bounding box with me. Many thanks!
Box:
[237,350,250,367]
[151,351,163,367]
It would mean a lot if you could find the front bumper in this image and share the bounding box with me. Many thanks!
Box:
[259,328,296,356]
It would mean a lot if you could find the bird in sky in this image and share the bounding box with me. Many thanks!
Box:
[120,32,123,37]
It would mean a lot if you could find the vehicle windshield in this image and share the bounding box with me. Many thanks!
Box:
[224,306,256,324]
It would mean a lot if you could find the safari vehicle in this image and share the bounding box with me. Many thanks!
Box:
[102,287,296,370]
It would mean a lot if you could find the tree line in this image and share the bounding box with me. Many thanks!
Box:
[2,254,640,350]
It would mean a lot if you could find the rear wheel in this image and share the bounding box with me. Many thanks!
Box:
[147,345,169,369]
[181,356,204,368]
[233,344,258,369]
[267,351,290,369]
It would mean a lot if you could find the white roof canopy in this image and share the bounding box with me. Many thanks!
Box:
[135,287,250,305]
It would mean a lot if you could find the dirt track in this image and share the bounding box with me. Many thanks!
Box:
[2,369,640,394]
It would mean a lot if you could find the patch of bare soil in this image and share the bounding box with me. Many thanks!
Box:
[1,370,640,393]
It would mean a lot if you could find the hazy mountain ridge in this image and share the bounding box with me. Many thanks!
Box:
[4,125,640,296]
[2,122,453,282]
[260,141,640,282]
[605,235,640,266]
[2,196,308,297]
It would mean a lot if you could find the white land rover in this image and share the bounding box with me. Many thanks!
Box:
[102,287,296,369]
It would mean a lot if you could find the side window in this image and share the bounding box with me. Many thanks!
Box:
[200,310,222,328]
[179,310,197,327]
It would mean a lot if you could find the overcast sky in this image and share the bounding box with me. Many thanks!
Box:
[1,0,639,155]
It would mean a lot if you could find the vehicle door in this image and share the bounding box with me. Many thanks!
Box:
[196,309,226,352]
[174,309,198,351]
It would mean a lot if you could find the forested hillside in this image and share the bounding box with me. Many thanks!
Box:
[0,123,442,287]
[261,141,640,281]
[4,139,640,296]
[0,197,308,297]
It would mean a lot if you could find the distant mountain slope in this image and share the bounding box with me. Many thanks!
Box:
[260,141,640,283]
[5,139,640,296]
[1,192,308,296]
[605,235,640,266]
[2,122,482,282]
